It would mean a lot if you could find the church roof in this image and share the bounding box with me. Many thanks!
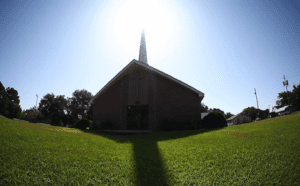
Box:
[89,59,205,104]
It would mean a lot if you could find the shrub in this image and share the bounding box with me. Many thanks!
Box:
[61,115,69,127]
[75,118,91,129]
[51,115,62,126]
[89,122,98,130]
[202,111,227,129]
[46,119,52,125]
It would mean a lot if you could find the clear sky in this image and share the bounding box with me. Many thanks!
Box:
[1,0,300,115]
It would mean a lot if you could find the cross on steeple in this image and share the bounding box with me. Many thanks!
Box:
[139,29,148,64]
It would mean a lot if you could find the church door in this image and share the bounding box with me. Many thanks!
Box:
[127,105,148,130]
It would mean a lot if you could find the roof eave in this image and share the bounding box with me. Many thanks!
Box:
[89,59,205,104]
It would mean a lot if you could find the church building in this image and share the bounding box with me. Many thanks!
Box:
[89,31,205,131]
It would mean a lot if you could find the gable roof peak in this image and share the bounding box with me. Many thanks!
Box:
[89,59,204,104]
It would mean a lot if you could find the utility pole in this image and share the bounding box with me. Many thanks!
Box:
[254,88,259,109]
[254,88,259,118]
[283,75,290,113]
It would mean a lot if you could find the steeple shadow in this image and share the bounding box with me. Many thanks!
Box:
[79,128,225,185]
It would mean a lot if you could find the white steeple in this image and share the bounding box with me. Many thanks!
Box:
[139,29,148,64]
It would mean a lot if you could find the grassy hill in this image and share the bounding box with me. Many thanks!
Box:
[1,112,300,185]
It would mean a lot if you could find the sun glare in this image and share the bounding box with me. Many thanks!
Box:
[112,0,174,58]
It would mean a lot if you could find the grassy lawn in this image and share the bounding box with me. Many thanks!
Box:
[1,112,300,186]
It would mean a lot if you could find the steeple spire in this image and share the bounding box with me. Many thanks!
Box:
[139,29,148,64]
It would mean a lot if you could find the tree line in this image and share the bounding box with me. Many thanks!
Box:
[3,80,298,126]
[0,81,93,126]
[275,83,300,111]
[0,82,22,119]
[242,83,300,121]
[200,103,234,120]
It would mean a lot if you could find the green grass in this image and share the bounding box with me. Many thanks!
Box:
[1,112,300,186]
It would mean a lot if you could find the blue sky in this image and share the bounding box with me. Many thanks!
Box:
[1,0,300,115]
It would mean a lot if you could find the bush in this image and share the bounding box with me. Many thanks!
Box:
[51,114,63,126]
[45,119,52,125]
[75,118,91,129]
[89,122,98,130]
[193,120,203,130]
[61,115,69,127]
[202,111,227,129]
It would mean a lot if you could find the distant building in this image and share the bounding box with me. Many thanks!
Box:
[271,105,290,117]
[201,112,209,119]
[226,112,251,126]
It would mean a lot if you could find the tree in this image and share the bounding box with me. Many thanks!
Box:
[200,102,209,112]
[38,93,67,125]
[0,83,21,118]
[242,107,257,121]
[242,107,269,120]
[209,108,226,119]
[6,87,22,119]
[23,106,37,122]
[209,108,225,115]
[38,93,56,120]
[58,97,74,126]
[51,95,67,126]
[70,89,93,120]
[52,95,67,117]
[276,83,300,112]
[87,104,93,121]
[6,101,22,119]
[0,81,9,116]
[6,87,20,105]
[19,111,27,120]
[276,91,291,108]
[292,83,300,111]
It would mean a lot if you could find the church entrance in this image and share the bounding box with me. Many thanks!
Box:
[127,105,148,130]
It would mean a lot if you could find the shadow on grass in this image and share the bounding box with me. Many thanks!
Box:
[78,127,225,186]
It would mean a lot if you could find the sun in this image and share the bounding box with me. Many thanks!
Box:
[112,0,174,58]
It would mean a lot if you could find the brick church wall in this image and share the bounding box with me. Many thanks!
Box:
[120,75,129,129]
[93,77,123,129]
[156,74,201,130]
[92,62,203,131]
